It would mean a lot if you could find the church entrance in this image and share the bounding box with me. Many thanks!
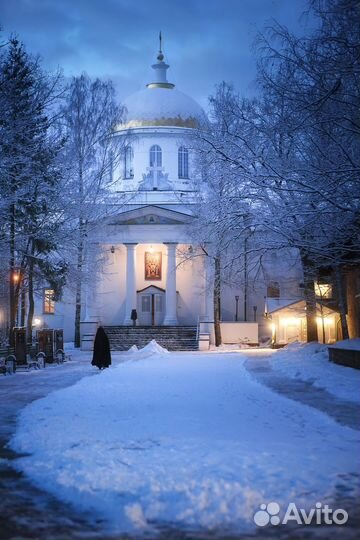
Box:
[137,286,165,326]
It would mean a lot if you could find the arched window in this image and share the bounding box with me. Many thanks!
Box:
[178,146,189,178]
[267,281,280,298]
[124,145,134,179]
[149,145,162,167]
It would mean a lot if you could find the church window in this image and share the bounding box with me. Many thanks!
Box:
[124,145,134,178]
[267,281,280,298]
[178,146,189,178]
[43,288,55,314]
[149,145,162,167]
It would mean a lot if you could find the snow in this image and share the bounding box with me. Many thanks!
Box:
[270,342,360,403]
[10,344,359,535]
[329,338,360,351]
[122,86,205,126]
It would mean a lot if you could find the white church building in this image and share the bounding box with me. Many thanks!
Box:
[33,44,340,349]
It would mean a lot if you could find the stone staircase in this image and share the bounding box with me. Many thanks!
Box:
[103,325,198,352]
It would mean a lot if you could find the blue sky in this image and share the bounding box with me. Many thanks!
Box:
[0,0,312,107]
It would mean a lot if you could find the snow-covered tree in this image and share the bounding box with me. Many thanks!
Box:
[192,0,359,343]
[0,38,67,345]
[59,75,125,347]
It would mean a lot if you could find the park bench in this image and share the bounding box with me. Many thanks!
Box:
[54,349,72,363]
[15,351,46,371]
[0,347,16,375]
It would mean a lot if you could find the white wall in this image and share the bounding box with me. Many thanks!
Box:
[220,322,259,344]
[113,127,198,193]
[97,242,205,326]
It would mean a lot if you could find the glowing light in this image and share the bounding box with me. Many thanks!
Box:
[13,272,20,283]
[33,318,42,326]
[317,317,330,325]
[149,245,154,253]
[280,317,300,326]
[315,282,332,299]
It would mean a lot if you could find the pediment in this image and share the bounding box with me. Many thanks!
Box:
[107,205,193,226]
[137,285,165,294]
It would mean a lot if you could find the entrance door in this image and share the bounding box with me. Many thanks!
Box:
[138,289,164,326]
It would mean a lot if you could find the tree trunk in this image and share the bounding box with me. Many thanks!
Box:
[346,267,360,338]
[20,285,26,327]
[26,256,35,348]
[301,254,318,342]
[214,255,222,347]
[9,203,16,346]
[74,218,85,348]
[335,266,349,340]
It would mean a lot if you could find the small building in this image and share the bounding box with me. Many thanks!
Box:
[265,298,340,346]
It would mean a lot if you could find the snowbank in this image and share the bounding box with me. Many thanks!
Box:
[271,342,360,403]
[128,339,169,361]
[329,338,360,351]
[10,350,360,535]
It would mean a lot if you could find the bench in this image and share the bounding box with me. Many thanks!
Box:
[54,349,72,364]
[0,347,16,375]
[16,352,46,371]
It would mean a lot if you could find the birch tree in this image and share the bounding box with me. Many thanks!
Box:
[60,75,125,347]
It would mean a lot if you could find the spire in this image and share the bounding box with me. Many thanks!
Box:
[146,32,175,90]
[158,31,164,61]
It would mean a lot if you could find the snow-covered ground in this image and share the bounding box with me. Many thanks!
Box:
[9,342,360,536]
[268,342,360,404]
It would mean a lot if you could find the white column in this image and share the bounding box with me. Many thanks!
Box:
[163,242,178,325]
[123,243,138,325]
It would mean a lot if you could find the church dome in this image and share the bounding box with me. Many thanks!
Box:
[118,36,205,130]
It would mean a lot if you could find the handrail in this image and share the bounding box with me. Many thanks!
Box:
[196,318,215,341]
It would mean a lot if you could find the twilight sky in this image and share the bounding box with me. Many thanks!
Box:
[0,0,312,108]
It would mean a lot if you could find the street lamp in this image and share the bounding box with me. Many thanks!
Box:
[235,295,239,321]
[244,225,255,322]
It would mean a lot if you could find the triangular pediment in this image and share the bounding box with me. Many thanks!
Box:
[137,285,165,294]
[107,205,194,226]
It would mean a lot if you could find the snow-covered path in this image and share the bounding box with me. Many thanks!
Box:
[8,346,360,538]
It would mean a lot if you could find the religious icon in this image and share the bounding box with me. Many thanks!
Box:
[145,251,162,280]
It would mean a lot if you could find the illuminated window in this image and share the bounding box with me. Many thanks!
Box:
[315,282,333,299]
[149,145,162,167]
[124,145,134,178]
[267,281,280,298]
[178,146,189,178]
[43,289,55,314]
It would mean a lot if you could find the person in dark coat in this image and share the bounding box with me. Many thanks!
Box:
[92,326,111,370]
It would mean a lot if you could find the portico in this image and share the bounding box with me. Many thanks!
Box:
[123,241,178,326]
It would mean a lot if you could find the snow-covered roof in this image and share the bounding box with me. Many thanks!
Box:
[267,298,339,315]
[266,298,303,314]
[117,45,205,130]
[120,87,205,129]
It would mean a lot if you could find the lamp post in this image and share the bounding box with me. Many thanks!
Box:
[244,225,255,322]
[253,305,257,322]
[235,295,239,321]
[244,236,248,322]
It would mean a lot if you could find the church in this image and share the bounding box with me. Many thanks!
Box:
[32,43,340,350]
